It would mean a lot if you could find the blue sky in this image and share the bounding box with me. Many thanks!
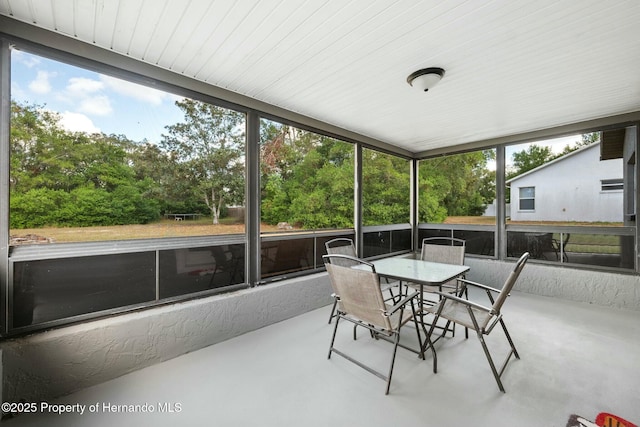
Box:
[11,48,185,144]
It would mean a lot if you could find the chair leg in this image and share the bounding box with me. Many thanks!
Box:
[328,299,338,324]
[328,315,341,359]
[499,318,520,359]
[476,332,506,393]
[385,331,401,395]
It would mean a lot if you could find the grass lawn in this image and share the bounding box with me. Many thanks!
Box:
[445,216,624,227]
[10,218,281,244]
[445,216,626,254]
[10,215,626,246]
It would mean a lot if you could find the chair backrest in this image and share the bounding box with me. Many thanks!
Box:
[492,252,529,314]
[420,237,465,266]
[323,254,392,331]
[421,238,466,288]
[325,238,357,267]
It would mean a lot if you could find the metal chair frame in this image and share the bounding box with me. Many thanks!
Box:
[324,238,359,324]
[414,237,467,338]
[424,252,529,392]
[324,254,426,395]
[324,238,401,323]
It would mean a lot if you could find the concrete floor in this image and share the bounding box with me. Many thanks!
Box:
[3,289,640,427]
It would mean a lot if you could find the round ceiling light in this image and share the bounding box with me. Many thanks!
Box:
[407,67,445,92]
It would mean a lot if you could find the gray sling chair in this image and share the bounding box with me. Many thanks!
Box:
[406,237,467,338]
[423,252,529,392]
[323,254,427,395]
[324,238,401,324]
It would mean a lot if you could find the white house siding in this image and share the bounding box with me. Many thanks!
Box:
[509,144,623,222]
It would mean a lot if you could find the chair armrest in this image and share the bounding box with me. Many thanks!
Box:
[432,291,492,313]
[385,291,420,315]
[457,278,501,294]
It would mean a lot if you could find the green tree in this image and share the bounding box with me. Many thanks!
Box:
[507,144,554,179]
[10,101,160,228]
[556,132,600,157]
[260,127,355,229]
[419,151,494,222]
[161,99,245,224]
[508,133,600,180]
[285,138,354,228]
[362,150,410,225]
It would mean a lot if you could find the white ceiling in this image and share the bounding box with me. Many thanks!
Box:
[1,0,640,154]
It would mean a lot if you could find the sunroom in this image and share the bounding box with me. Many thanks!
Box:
[0,1,639,426]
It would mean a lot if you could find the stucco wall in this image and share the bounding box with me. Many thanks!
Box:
[466,258,640,310]
[0,273,332,404]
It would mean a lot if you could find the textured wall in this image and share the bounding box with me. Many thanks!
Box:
[466,258,640,311]
[0,273,332,404]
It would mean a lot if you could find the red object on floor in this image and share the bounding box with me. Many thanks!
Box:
[595,412,637,427]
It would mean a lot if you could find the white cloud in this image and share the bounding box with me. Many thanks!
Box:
[12,50,41,68]
[100,75,169,105]
[66,77,104,96]
[78,95,113,116]
[11,82,27,101]
[59,111,101,134]
[29,71,54,94]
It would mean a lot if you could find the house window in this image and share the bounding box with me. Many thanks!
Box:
[519,187,535,211]
[601,179,623,191]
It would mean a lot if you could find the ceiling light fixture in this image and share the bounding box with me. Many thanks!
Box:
[407,67,445,92]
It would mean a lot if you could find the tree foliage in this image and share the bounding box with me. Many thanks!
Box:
[10,102,159,228]
[362,150,410,225]
[507,145,555,180]
[419,151,495,222]
[160,99,245,224]
[10,98,497,231]
[260,125,354,228]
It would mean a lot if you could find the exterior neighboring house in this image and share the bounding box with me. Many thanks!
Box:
[507,142,623,222]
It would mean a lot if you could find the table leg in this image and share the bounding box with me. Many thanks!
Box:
[418,283,438,373]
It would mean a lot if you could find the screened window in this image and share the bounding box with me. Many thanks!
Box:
[259,119,354,278]
[506,130,635,269]
[10,49,246,246]
[418,149,495,224]
[418,149,496,256]
[362,148,410,257]
[6,47,248,333]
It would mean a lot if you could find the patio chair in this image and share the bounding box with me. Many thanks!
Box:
[324,238,361,323]
[323,254,425,395]
[415,237,466,297]
[407,237,467,337]
[324,238,400,323]
[423,252,529,392]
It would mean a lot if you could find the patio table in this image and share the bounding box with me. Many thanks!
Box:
[358,254,470,366]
